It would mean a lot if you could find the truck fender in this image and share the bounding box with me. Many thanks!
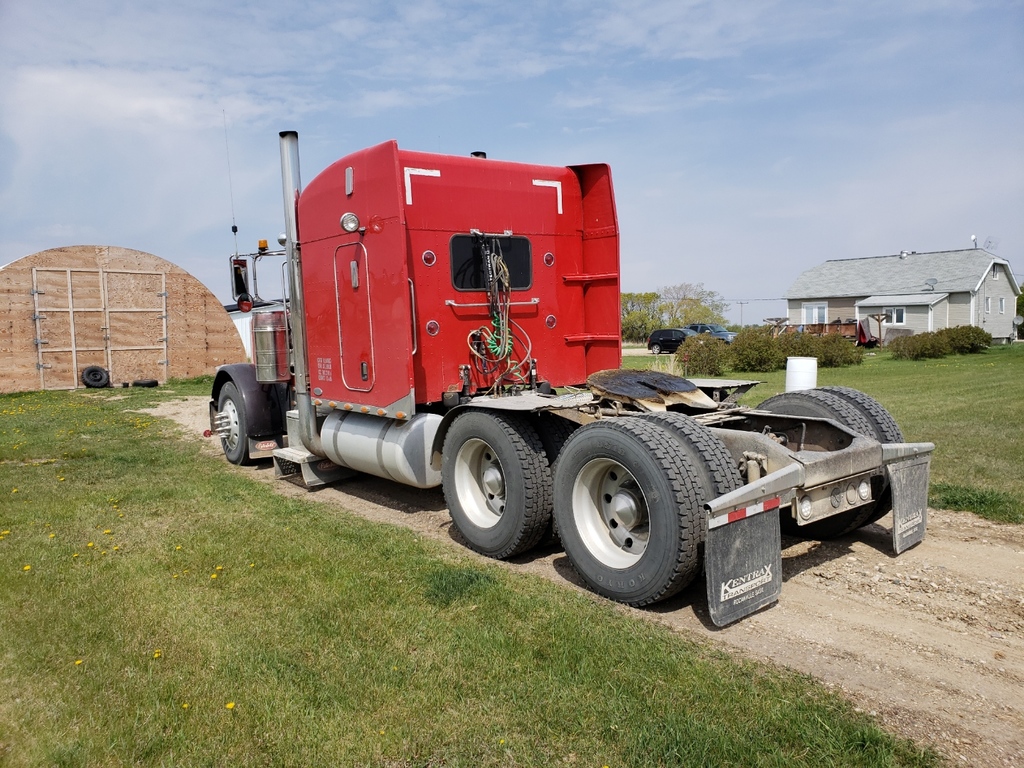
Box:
[210,364,288,438]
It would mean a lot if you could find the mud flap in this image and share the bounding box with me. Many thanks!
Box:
[887,455,929,554]
[705,506,783,627]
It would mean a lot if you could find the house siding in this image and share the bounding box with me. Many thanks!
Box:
[948,293,971,328]
[787,297,857,325]
[978,268,1019,341]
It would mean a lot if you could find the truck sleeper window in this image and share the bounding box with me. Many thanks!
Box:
[450,234,532,292]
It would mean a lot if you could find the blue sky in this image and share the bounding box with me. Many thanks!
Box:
[1,0,1021,324]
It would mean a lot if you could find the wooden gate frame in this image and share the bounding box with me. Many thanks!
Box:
[30,267,170,390]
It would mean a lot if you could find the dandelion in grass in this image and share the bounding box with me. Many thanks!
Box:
[87,542,94,548]
[22,564,31,571]
[249,563,255,568]
[153,650,162,659]
[2,530,9,535]
[73,554,79,558]
[11,489,17,494]
[210,573,217,579]
[175,546,182,551]
[113,546,119,551]
[49,533,55,539]
[215,565,223,571]
[181,702,189,710]
[103,530,112,535]
[225,702,235,710]
[75,660,83,665]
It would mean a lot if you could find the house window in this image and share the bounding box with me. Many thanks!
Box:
[985,297,991,314]
[999,297,1005,314]
[802,303,827,324]
[991,265,999,280]
[883,306,906,325]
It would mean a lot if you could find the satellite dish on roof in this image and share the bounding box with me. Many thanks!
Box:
[984,236,1000,251]
[923,278,938,291]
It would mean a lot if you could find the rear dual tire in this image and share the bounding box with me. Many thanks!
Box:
[552,416,740,606]
[442,411,552,559]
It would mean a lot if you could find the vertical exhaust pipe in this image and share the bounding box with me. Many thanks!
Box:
[279,130,324,457]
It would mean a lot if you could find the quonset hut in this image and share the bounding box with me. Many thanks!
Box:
[0,245,245,393]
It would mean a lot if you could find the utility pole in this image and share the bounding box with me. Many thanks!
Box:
[737,301,748,326]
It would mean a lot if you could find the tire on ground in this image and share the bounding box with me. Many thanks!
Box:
[757,388,885,539]
[132,379,159,388]
[217,381,252,466]
[81,366,110,388]
[552,417,731,606]
[441,410,552,559]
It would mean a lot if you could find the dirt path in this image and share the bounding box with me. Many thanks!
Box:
[150,396,1024,766]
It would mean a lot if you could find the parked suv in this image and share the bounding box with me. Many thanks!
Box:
[685,323,737,343]
[646,327,695,355]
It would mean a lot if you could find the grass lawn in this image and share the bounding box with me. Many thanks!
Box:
[627,344,1024,524]
[0,381,939,767]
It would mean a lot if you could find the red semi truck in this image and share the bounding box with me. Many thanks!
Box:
[211,132,933,626]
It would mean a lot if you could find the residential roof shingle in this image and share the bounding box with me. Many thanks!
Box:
[785,249,1014,299]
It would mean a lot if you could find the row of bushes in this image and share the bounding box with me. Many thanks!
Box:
[887,326,992,360]
[675,327,864,376]
[673,324,993,374]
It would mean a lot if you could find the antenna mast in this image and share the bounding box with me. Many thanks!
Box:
[223,110,239,256]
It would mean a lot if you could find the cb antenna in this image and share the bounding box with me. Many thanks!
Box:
[223,110,239,256]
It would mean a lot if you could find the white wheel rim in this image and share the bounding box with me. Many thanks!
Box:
[571,458,649,568]
[453,437,505,529]
[221,399,240,451]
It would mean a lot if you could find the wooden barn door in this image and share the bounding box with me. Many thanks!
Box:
[31,268,169,389]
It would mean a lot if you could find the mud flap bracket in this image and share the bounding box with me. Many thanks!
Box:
[705,502,783,627]
[887,455,930,554]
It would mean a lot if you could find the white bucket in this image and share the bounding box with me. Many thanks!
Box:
[785,356,818,392]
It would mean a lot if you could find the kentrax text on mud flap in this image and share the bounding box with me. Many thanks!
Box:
[705,499,783,627]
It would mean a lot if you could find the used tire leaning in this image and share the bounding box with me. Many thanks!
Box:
[757,388,885,539]
[552,418,719,607]
[442,411,552,559]
[217,381,251,465]
[81,366,110,388]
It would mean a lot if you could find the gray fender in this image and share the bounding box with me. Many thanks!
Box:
[210,364,289,438]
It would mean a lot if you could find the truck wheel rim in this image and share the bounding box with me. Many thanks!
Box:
[572,458,649,567]
[221,400,240,451]
[454,437,505,528]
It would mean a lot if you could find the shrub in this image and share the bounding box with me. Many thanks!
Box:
[730,327,784,372]
[778,332,822,360]
[818,332,863,368]
[936,325,992,354]
[887,331,952,360]
[676,335,727,376]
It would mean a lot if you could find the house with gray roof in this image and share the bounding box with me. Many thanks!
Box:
[785,249,1020,343]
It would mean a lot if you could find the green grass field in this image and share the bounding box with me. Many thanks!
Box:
[0,381,940,767]
[628,343,1024,524]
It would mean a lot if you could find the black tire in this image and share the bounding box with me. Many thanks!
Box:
[817,386,903,443]
[650,343,662,355]
[132,379,159,388]
[442,411,552,559]
[533,412,580,542]
[217,382,251,465]
[817,386,904,528]
[757,389,876,438]
[633,412,743,513]
[757,389,881,539]
[552,418,727,606]
[81,366,110,388]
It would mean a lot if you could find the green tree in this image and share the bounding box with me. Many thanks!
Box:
[620,291,661,342]
[658,282,729,327]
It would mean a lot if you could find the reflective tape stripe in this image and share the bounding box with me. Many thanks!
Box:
[708,496,781,529]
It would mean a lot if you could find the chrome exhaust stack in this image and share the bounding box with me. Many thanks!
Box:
[279,130,324,457]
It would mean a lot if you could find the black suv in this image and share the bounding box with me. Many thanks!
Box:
[684,323,737,343]
[646,328,695,355]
